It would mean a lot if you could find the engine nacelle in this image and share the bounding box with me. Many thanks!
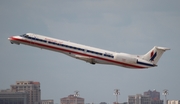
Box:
[115,53,137,64]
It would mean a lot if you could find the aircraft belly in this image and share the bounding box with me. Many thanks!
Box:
[95,59,114,65]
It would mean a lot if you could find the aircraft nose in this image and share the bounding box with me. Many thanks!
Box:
[8,36,20,45]
[8,36,13,40]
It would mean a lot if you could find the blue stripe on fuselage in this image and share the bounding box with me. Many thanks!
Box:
[137,60,155,67]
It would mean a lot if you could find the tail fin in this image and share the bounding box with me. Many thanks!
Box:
[142,46,170,65]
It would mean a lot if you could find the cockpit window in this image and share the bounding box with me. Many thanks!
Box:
[20,34,27,37]
[20,34,29,38]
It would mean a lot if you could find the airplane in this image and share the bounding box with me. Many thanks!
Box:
[8,33,170,69]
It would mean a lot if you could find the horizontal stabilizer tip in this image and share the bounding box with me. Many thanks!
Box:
[155,46,170,51]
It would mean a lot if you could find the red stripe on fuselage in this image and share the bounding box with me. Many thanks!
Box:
[11,37,147,69]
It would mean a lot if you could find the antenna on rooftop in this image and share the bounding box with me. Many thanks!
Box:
[162,89,168,104]
[114,89,120,104]
[74,90,79,97]
[74,91,80,104]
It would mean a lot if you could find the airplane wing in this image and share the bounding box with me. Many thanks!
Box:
[67,53,96,64]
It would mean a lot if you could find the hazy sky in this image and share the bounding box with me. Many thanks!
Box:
[0,1,180,103]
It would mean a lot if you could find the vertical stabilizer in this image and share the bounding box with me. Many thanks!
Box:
[142,46,170,64]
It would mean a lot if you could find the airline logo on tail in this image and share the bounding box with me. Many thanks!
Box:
[150,51,157,61]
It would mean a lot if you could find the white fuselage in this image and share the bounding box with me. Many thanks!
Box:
[8,33,157,69]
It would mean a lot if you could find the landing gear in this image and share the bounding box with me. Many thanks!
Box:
[90,62,96,65]
[90,59,96,65]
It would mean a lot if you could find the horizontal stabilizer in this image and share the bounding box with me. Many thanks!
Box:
[156,47,170,51]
